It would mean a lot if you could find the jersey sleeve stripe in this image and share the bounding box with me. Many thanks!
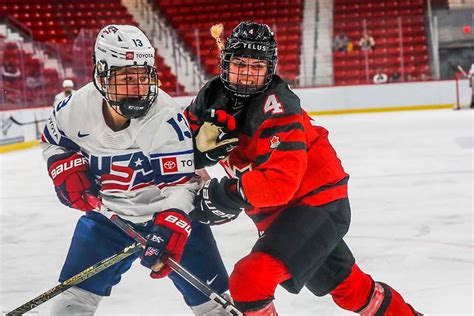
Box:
[42,124,78,150]
[262,113,302,129]
[42,126,58,145]
[157,175,193,189]
[276,141,307,151]
[149,149,194,158]
[260,122,304,138]
[58,136,80,151]
[255,141,306,166]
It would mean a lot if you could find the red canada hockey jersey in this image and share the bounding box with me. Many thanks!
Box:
[185,76,349,232]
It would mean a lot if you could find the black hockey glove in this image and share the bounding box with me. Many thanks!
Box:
[191,177,252,225]
[195,109,239,162]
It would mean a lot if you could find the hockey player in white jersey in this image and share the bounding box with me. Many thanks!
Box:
[41,24,230,315]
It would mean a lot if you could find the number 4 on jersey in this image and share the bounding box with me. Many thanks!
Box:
[263,94,284,114]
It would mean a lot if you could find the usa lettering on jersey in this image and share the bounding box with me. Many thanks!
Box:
[89,151,154,193]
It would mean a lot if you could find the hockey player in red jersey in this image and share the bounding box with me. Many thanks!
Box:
[186,22,423,315]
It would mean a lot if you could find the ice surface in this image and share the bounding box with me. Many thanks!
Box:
[1,109,472,315]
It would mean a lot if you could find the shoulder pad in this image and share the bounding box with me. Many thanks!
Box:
[189,77,226,121]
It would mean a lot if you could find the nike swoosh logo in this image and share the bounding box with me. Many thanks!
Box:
[77,131,90,138]
[206,274,218,285]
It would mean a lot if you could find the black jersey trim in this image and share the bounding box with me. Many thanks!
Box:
[278,141,307,151]
[255,141,307,166]
[249,176,350,224]
[296,176,349,203]
[260,122,305,138]
[255,153,271,167]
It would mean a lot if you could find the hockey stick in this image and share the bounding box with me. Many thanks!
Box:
[8,116,47,126]
[6,241,142,315]
[85,194,243,316]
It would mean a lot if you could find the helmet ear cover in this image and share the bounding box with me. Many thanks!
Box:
[220,22,278,99]
[92,24,159,119]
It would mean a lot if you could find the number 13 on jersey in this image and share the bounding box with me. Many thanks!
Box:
[167,113,192,141]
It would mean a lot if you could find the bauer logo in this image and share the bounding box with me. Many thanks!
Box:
[125,52,134,60]
[161,157,178,173]
[50,157,87,179]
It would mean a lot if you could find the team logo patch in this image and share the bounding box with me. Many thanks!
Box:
[270,135,280,149]
[161,157,178,173]
[151,235,164,243]
[125,52,134,60]
[153,151,194,176]
[144,247,159,257]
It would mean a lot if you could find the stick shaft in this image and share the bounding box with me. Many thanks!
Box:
[6,242,142,315]
[85,194,242,316]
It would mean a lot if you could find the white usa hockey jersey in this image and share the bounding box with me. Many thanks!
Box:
[41,83,199,223]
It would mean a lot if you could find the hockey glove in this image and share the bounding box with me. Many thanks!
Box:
[47,151,95,211]
[207,108,237,132]
[140,210,192,279]
[191,177,252,225]
[195,109,239,162]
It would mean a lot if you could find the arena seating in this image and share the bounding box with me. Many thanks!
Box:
[155,0,303,83]
[1,0,184,102]
[1,40,58,109]
[333,0,431,85]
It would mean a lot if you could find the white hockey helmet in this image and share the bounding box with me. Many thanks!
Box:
[62,79,74,88]
[93,25,158,119]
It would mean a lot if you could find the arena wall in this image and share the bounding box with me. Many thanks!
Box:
[1,79,471,152]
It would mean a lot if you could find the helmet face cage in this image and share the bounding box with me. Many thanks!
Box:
[221,51,276,98]
[93,25,158,119]
[220,22,278,98]
[94,61,158,119]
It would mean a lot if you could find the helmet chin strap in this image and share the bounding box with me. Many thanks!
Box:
[106,98,150,119]
[117,98,151,119]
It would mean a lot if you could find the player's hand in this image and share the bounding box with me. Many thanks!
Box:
[140,210,191,279]
[47,151,95,211]
[206,109,236,133]
[191,177,251,225]
[195,109,239,162]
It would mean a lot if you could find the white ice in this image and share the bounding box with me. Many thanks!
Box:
[1,109,472,315]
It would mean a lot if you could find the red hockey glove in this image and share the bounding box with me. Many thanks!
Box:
[47,151,95,211]
[209,109,236,133]
[140,210,192,279]
[195,109,239,163]
[191,177,252,225]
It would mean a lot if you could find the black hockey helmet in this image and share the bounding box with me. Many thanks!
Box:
[220,22,278,98]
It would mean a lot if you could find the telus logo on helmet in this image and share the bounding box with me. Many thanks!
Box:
[221,22,278,97]
[241,43,267,51]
